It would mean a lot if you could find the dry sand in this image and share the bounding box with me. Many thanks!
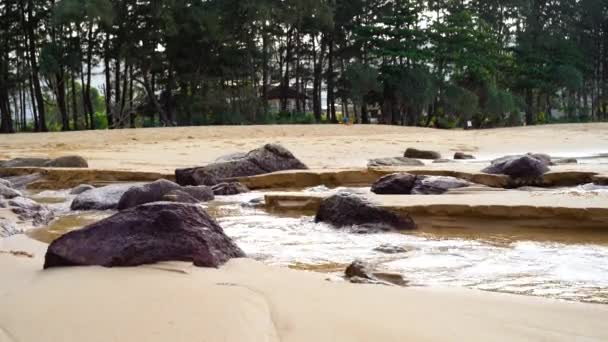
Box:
[1,236,607,342]
[1,123,607,172]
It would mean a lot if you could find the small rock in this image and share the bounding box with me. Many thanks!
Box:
[367,157,424,167]
[0,178,11,187]
[454,152,475,160]
[373,244,408,254]
[45,155,88,168]
[44,202,246,268]
[344,260,408,286]
[315,193,416,232]
[3,173,43,189]
[404,148,441,160]
[371,173,417,195]
[0,218,20,238]
[211,182,249,196]
[69,184,95,195]
[117,179,182,210]
[412,176,471,195]
[8,197,54,226]
[345,260,374,279]
[482,155,550,179]
[0,183,22,199]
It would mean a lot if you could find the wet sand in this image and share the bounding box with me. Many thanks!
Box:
[1,236,607,342]
[1,123,608,172]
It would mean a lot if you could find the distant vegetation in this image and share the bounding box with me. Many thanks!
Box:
[1,0,607,132]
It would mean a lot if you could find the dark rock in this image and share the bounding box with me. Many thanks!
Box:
[454,152,475,160]
[0,183,22,199]
[69,184,95,195]
[117,179,182,210]
[554,158,578,165]
[4,173,43,189]
[175,144,307,186]
[482,155,550,179]
[180,186,215,201]
[367,157,424,167]
[8,197,54,226]
[0,155,88,168]
[373,244,408,254]
[71,183,136,210]
[45,155,88,168]
[412,176,471,195]
[44,202,245,269]
[315,193,416,232]
[371,173,417,195]
[404,148,441,160]
[212,182,249,196]
[344,260,408,286]
[162,190,200,204]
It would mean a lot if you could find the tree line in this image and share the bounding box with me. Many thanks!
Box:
[1,0,607,133]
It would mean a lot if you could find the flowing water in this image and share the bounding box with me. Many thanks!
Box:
[20,184,608,304]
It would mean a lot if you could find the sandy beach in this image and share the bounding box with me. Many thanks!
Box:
[2,123,608,341]
[1,123,607,172]
[1,235,607,342]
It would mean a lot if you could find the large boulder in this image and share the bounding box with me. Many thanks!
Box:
[180,186,215,201]
[482,155,550,179]
[71,183,136,210]
[371,173,470,195]
[371,173,417,195]
[0,183,22,199]
[0,155,88,168]
[175,144,307,186]
[162,190,200,204]
[8,197,54,226]
[44,202,245,269]
[117,179,182,210]
[404,148,441,160]
[367,157,424,168]
[454,152,475,160]
[315,193,416,232]
[211,182,249,196]
[411,176,471,195]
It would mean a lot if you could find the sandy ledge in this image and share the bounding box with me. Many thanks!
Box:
[1,236,607,342]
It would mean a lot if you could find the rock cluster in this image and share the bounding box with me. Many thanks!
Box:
[0,155,88,168]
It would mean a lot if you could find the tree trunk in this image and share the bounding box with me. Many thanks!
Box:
[327,35,336,123]
[56,70,69,130]
[104,33,113,128]
[26,0,47,131]
[71,71,79,130]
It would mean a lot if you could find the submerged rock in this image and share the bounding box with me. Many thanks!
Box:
[412,176,471,195]
[69,184,95,195]
[8,197,54,226]
[211,182,249,196]
[404,148,441,160]
[482,154,550,179]
[44,202,245,269]
[0,155,88,168]
[117,179,182,210]
[367,157,424,168]
[345,260,408,286]
[0,183,22,199]
[454,152,475,160]
[71,183,136,210]
[175,144,307,186]
[371,173,470,195]
[373,244,408,254]
[371,173,417,195]
[315,193,416,232]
